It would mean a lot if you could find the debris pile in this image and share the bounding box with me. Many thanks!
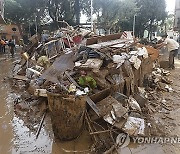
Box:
[9,26,174,153]
[144,67,173,91]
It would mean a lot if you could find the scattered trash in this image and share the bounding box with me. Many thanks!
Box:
[113,55,126,68]
[128,96,141,112]
[75,58,103,70]
[75,87,89,96]
[129,55,141,70]
[161,99,167,104]
[165,85,173,92]
[10,28,173,153]
[122,117,145,136]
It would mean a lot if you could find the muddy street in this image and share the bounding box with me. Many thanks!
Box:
[0,56,14,153]
[0,53,91,153]
[0,53,52,154]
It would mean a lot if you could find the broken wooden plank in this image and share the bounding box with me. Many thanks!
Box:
[49,54,58,60]
[34,89,47,97]
[87,39,129,49]
[86,96,100,117]
[27,68,42,76]
[13,75,28,81]
[86,33,123,45]
[90,88,111,103]
[90,129,118,135]
[64,71,81,88]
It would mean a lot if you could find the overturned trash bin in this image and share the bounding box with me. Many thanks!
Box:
[47,91,86,141]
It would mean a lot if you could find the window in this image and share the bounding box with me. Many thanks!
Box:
[12,27,17,31]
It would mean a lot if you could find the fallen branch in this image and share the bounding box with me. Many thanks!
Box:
[90,129,118,135]
[161,103,173,111]
[36,110,47,139]
[163,115,174,120]
[85,110,98,142]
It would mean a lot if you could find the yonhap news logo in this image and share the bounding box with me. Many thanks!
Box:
[116,133,180,148]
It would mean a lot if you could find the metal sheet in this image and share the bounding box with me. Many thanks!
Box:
[41,52,75,83]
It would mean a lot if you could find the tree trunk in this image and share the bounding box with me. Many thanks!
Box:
[149,19,153,40]
[48,0,59,29]
[74,0,80,25]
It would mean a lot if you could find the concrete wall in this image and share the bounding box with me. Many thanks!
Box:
[0,24,22,44]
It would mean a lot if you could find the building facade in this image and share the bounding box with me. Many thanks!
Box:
[0,0,22,43]
[174,0,180,31]
[0,24,22,44]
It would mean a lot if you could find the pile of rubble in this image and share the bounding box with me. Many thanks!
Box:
[10,26,174,153]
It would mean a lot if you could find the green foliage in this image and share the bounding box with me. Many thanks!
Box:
[78,76,97,89]
[4,0,167,38]
[4,0,81,27]
[166,14,174,30]
[4,0,23,24]
[85,0,166,36]
[46,0,75,24]
[115,0,138,32]
[90,0,137,33]
[135,0,167,38]
[4,0,46,24]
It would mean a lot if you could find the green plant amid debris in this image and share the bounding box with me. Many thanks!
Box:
[78,76,97,89]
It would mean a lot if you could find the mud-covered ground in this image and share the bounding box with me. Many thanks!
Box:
[1,50,180,154]
[0,51,91,154]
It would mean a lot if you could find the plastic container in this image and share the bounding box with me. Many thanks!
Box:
[47,91,86,141]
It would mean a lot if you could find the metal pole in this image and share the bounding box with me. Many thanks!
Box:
[91,0,93,31]
[35,14,38,35]
[29,21,31,37]
[133,14,136,37]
